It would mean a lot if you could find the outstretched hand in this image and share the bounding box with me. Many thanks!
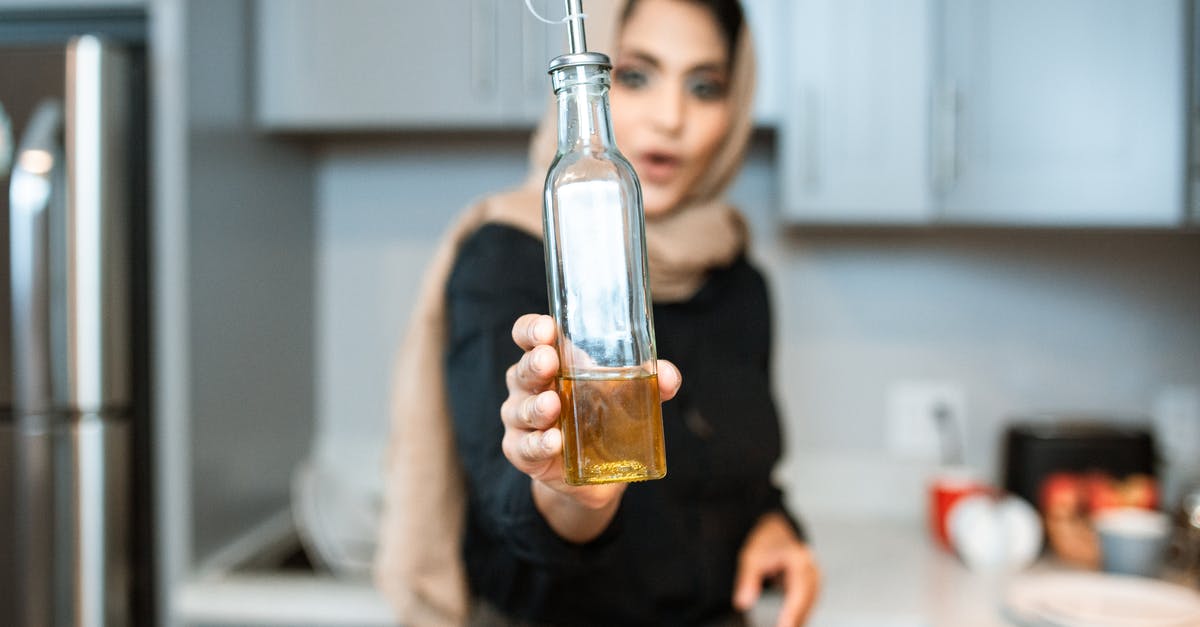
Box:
[733,512,821,626]
[503,313,681,541]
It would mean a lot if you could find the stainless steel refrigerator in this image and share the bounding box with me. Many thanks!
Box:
[1,10,151,627]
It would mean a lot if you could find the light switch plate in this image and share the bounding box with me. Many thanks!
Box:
[886,380,967,463]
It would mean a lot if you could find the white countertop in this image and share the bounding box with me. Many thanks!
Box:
[179,516,1029,627]
[793,517,1018,627]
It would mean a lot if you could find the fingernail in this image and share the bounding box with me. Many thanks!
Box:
[533,392,548,416]
[541,429,559,452]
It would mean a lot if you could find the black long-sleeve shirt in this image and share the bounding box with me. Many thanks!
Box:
[444,224,801,626]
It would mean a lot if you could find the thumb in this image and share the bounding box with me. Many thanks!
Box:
[732,560,763,611]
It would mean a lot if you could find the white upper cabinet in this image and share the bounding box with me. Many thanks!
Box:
[937,0,1186,226]
[782,0,1189,227]
[255,0,782,130]
[256,0,558,129]
[781,0,935,224]
[742,0,784,125]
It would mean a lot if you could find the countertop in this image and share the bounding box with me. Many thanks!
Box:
[794,517,1019,627]
[179,516,1036,626]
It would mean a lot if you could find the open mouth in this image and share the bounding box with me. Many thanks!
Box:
[637,151,682,184]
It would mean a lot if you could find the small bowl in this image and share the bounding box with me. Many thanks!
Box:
[1094,507,1170,577]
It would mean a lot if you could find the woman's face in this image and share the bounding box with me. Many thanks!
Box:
[610,0,734,216]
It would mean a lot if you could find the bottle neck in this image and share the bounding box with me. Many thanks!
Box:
[553,67,617,154]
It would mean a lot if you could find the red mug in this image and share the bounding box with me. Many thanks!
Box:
[929,468,990,550]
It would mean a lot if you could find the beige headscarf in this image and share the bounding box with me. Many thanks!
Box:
[374,1,758,624]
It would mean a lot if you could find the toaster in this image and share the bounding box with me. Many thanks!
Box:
[1002,420,1158,510]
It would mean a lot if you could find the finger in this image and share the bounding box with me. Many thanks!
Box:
[501,389,561,431]
[656,360,683,401]
[512,314,556,352]
[731,556,767,611]
[502,427,563,467]
[775,555,820,627]
[507,344,559,395]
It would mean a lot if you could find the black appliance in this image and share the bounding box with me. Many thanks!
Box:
[1003,420,1159,510]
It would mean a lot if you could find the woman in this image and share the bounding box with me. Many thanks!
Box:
[376,1,819,625]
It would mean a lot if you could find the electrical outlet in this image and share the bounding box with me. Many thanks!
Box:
[886,381,967,463]
[1152,385,1200,461]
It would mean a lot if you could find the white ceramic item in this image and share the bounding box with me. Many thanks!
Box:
[1005,571,1200,627]
[947,493,1043,572]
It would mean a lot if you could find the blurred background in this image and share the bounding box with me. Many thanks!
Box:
[1,0,1198,626]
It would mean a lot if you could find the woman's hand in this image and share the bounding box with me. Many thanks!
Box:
[732,512,821,627]
[503,313,682,543]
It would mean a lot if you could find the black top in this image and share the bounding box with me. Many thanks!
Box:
[445,224,801,626]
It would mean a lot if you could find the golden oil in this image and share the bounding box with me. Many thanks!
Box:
[558,372,666,485]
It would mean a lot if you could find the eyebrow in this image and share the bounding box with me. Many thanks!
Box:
[620,50,727,75]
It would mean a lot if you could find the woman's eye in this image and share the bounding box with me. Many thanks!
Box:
[614,68,649,89]
[687,77,726,101]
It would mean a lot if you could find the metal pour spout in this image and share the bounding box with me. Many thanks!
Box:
[565,0,587,54]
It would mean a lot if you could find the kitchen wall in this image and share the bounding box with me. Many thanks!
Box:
[313,132,1200,521]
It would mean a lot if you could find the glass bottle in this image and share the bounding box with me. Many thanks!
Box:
[543,52,666,485]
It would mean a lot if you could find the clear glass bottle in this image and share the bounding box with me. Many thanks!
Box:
[543,52,666,486]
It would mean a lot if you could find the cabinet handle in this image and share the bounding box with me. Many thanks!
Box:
[934,83,961,192]
[472,0,497,96]
[803,86,820,190]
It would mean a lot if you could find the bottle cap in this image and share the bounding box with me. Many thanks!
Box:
[548,52,611,73]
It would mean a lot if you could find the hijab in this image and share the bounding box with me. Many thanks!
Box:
[374,1,758,623]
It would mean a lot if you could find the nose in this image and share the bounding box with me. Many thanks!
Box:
[649,83,685,135]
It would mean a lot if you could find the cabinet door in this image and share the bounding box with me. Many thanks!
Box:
[256,0,507,129]
[513,0,564,125]
[781,0,935,224]
[742,0,784,125]
[937,0,1186,226]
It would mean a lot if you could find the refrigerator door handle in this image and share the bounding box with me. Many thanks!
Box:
[9,99,63,414]
[9,99,66,627]
[66,34,131,412]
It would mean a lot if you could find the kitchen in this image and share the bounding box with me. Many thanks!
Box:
[2,0,1199,626]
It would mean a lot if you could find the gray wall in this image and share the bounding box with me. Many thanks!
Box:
[313,132,1200,520]
[184,0,315,561]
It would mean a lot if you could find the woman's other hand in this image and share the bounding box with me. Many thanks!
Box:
[504,313,682,543]
[732,512,821,626]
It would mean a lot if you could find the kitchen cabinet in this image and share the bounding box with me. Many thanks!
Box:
[254,0,783,130]
[780,0,935,224]
[781,0,1189,227]
[255,0,557,129]
[936,0,1186,227]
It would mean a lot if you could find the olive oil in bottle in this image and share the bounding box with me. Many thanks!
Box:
[558,372,666,485]
[541,6,666,485]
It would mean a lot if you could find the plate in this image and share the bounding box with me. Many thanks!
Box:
[1005,572,1200,627]
[291,456,381,578]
